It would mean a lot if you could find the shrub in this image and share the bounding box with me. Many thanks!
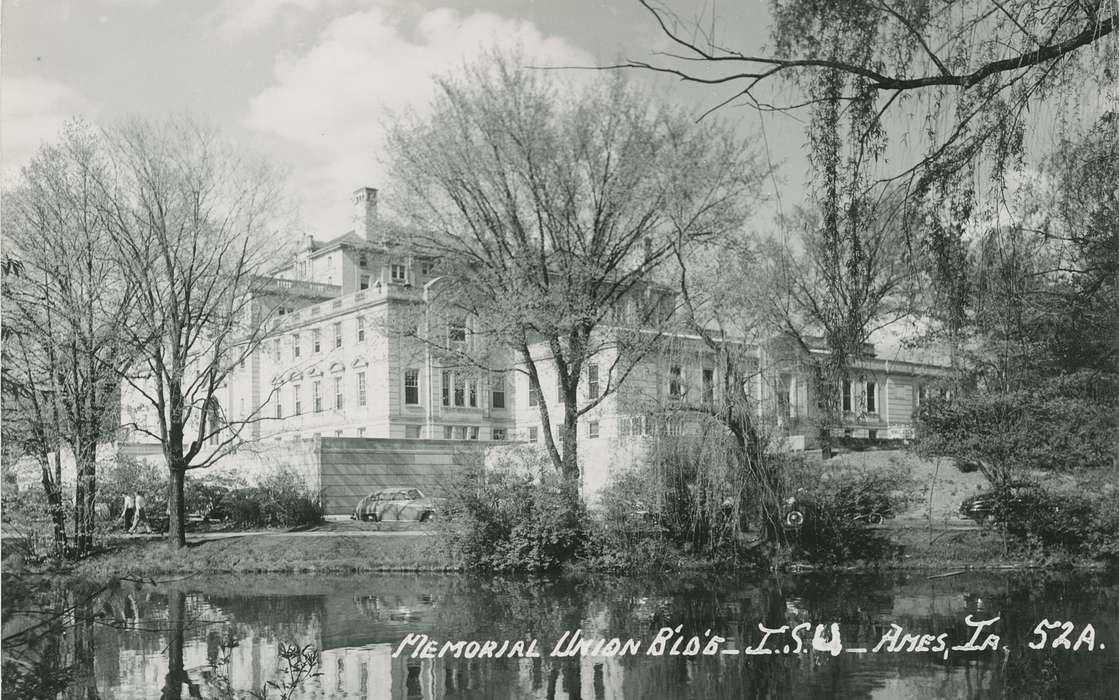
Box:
[219,470,323,529]
[442,467,589,573]
[1001,488,1119,563]
[783,466,909,564]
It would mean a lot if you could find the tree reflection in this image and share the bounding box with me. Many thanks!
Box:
[160,590,202,700]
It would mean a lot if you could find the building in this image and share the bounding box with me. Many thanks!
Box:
[116,186,952,502]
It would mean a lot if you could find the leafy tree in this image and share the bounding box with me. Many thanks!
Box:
[386,52,762,490]
[917,113,1119,480]
[625,1,1116,361]
[1,122,138,556]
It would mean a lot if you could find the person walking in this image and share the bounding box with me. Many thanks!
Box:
[129,490,150,534]
[120,493,135,532]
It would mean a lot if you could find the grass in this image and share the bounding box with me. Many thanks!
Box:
[67,533,461,579]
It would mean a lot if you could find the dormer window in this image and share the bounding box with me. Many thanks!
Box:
[391,264,408,283]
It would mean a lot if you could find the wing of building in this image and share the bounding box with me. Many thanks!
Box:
[115,187,952,512]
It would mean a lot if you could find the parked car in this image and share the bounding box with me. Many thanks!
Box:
[959,482,1043,525]
[782,488,895,530]
[352,488,440,522]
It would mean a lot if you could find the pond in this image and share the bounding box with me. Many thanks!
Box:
[3,570,1117,699]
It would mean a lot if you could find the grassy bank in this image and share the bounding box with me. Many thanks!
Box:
[61,533,461,579]
[28,525,1097,581]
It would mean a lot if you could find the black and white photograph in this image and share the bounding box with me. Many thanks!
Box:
[1,1,1117,697]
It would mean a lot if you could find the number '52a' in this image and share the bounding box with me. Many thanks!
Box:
[1028,620,1099,651]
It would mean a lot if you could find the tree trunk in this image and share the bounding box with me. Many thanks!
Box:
[167,465,186,549]
[39,455,68,557]
[73,439,98,556]
[814,362,838,460]
[560,399,581,487]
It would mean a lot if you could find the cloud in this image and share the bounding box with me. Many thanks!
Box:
[243,7,593,237]
[1,75,93,175]
[210,0,356,41]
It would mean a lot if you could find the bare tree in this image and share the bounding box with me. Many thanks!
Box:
[100,118,291,547]
[1,122,137,556]
[385,53,763,490]
[758,196,921,457]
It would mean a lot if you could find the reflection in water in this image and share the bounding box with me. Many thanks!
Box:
[4,571,1117,699]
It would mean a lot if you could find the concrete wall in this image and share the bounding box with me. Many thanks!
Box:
[317,437,487,515]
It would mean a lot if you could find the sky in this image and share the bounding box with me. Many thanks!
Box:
[1,0,805,239]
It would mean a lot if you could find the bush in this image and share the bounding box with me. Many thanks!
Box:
[783,466,910,564]
[1001,488,1119,563]
[218,470,323,529]
[442,467,589,573]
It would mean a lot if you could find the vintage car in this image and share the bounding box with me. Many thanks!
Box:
[351,487,440,522]
[959,482,1043,525]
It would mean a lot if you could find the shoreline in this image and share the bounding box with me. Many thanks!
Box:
[4,528,1109,581]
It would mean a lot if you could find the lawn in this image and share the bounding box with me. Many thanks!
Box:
[70,532,460,579]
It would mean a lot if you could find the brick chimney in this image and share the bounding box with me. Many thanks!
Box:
[352,187,378,242]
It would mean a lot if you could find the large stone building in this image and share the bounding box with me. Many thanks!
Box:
[117,187,951,503]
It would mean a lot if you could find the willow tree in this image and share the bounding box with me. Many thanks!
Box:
[623,0,1117,377]
[386,53,762,490]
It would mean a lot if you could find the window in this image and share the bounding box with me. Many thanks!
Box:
[293,384,302,415]
[868,429,878,440]
[359,275,370,290]
[357,317,366,342]
[441,371,473,408]
[468,426,479,440]
[406,425,421,439]
[669,365,684,399]
[292,334,301,359]
[443,425,454,439]
[492,428,507,441]
[357,372,367,406]
[312,329,321,353]
[273,339,281,362]
[391,263,407,283]
[313,381,322,412]
[778,373,794,418]
[528,426,539,443]
[842,380,853,412]
[358,427,366,437]
[448,319,466,343]
[404,369,420,405]
[917,384,927,406]
[334,376,344,410]
[528,381,540,407]
[865,382,877,413]
[487,375,504,409]
[588,421,600,439]
[587,364,600,399]
[333,322,342,349]
[420,260,433,275]
[359,254,368,269]
[275,390,283,419]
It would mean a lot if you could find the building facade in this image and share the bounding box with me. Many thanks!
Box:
[117,187,952,498]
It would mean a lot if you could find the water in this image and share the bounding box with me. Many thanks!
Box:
[4,570,1117,699]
